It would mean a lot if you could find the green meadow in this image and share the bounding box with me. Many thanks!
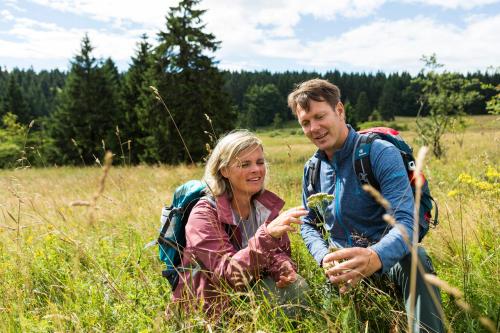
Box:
[0,115,498,332]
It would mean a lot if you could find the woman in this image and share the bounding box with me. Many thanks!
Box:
[172,130,308,315]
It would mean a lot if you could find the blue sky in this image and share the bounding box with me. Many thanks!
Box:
[0,0,499,74]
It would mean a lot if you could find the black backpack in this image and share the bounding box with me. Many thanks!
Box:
[306,127,438,241]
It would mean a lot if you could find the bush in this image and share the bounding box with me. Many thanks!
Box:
[0,113,58,168]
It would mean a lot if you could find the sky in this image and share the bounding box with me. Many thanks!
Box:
[0,0,499,74]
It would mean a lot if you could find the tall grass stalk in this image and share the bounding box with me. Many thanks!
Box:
[17,119,35,169]
[115,126,128,167]
[150,85,194,165]
[408,146,428,332]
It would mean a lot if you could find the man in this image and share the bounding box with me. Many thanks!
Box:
[288,78,443,332]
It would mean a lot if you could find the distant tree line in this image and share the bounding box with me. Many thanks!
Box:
[223,69,499,129]
[0,0,498,168]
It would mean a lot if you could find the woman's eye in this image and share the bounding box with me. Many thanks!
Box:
[241,163,250,168]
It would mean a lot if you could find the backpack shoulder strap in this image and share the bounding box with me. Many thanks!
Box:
[353,133,380,190]
[306,156,321,195]
[157,205,177,247]
[200,195,216,208]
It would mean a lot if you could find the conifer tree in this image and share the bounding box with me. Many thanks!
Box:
[2,75,30,125]
[344,99,358,130]
[136,0,234,164]
[49,34,123,164]
[378,79,398,121]
[355,91,371,123]
[123,34,154,163]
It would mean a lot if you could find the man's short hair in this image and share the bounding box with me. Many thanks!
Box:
[287,78,341,116]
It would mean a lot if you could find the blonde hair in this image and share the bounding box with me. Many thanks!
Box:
[203,129,265,197]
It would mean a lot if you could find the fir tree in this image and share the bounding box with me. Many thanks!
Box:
[123,34,154,163]
[378,79,398,121]
[344,99,358,130]
[355,91,371,123]
[49,34,124,164]
[2,74,30,125]
[136,0,234,164]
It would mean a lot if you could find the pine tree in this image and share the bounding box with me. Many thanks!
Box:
[49,34,123,164]
[355,91,371,123]
[3,75,31,125]
[378,79,398,121]
[136,0,234,164]
[123,34,154,163]
[344,99,358,130]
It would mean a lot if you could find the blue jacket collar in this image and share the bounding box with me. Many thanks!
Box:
[313,124,359,165]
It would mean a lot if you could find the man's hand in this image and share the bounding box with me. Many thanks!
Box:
[275,261,297,288]
[323,247,382,293]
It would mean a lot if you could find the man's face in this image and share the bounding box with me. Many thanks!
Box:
[296,100,348,160]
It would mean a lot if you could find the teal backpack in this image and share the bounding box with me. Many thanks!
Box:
[156,180,209,289]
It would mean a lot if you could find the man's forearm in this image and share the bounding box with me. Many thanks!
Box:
[300,222,329,266]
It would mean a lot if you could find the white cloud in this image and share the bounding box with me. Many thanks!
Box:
[4,1,26,13]
[30,0,175,28]
[1,9,15,20]
[0,14,147,68]
[407,0,500,10]
[0,0,498,72]
[277,15,500,73]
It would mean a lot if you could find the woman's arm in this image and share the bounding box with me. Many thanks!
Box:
[185,200,283,289]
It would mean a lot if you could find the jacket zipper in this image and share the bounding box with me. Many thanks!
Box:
[333,164,352,246]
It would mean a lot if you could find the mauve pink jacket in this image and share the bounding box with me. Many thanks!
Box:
[172,190,295,314]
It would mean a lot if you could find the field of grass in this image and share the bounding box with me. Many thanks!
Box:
[0,116,498,332]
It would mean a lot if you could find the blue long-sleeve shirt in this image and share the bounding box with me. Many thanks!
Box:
[300,126,415,274]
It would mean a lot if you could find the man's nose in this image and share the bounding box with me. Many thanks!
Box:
[310,119,320,132]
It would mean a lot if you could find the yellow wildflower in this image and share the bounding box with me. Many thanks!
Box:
[457,173,474,184]
[447,190,461,197]
[485,166,500,181]
[474,181,495,191]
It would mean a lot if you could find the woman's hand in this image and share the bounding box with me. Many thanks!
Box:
[267,206,307,239]
[275,261,297,288]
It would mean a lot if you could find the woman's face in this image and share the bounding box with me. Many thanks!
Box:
[222,145,266,198]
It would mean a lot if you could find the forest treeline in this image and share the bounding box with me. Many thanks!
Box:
[0,0,499,168]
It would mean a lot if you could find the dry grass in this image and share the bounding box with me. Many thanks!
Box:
[0,115,498,332]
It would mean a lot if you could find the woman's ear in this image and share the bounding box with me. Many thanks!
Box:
[220,167,229,178]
